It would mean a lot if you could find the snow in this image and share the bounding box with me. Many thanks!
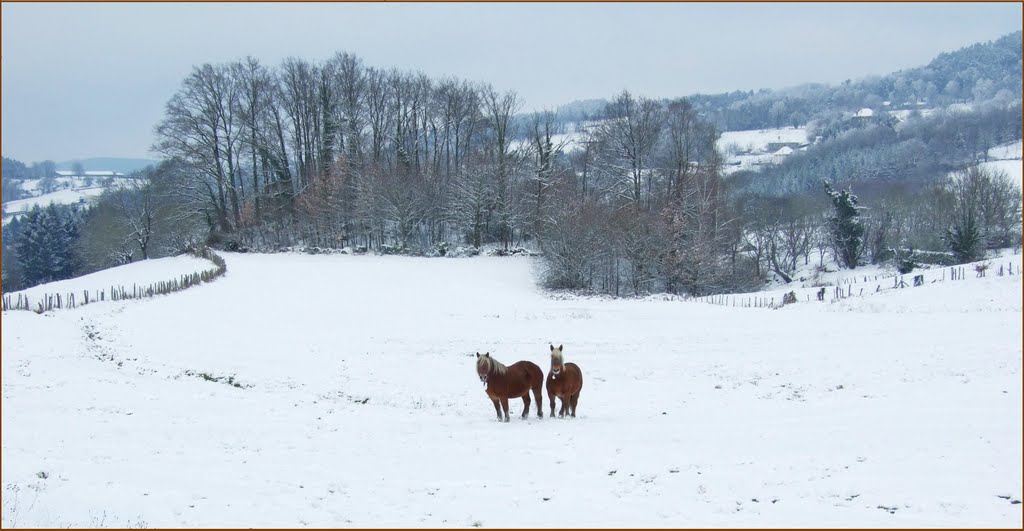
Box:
[2,187,107,216]
[889,109,913,122]
[55,171,123,177]
[989,140,1023,161]
[717,127,808,174]
[855,108,874,118]
[2,253,1021,527]
[4,255,218,309]
[947,102,974,114]
[981,140,1024,188]
[3,177,138,224]
[717,126,808,155]
[979,159,1024,188]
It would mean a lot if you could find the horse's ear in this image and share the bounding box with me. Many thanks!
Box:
[476,352,480,358]
[558,344,563,351]
[485,352,490,357]
[550,344,554,352]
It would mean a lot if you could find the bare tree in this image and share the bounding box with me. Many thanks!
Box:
[598,90,663,208]
[480,84,523,249]
[154,63,244,233]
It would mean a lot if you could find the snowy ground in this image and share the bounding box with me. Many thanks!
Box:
[3,188,108,216]
[4,255,218,310]
[982,140,1024,188]
[2,253,1021,527]
[717,127,808,155]
[717,127,808,174]
[2,177,136,225]
[989,140,1023,161]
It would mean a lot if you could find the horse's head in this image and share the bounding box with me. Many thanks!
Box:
[476,352,492,383]
[550,344,565,376]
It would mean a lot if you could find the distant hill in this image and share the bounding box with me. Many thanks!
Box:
[539,31,1023,134]
[56,157,158,174]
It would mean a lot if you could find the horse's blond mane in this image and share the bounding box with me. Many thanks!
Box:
[479,355,507,376]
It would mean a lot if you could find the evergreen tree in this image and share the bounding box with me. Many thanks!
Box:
[13,204,84,287]
[943,213,984,263]
[823,181,865,268]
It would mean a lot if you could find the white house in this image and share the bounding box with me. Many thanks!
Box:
[55,170,125,178]
[854,108,875,119]
[772,146,794,164]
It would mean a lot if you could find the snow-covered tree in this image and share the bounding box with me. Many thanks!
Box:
[823,181,865,269]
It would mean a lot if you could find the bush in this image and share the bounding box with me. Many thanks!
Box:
[944,214,985,263]
[446,246,480,258]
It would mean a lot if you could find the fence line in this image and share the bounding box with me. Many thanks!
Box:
[692,261,1017,310]
[3,247,227,314]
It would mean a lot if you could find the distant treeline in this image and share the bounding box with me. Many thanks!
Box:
[551,31,1022,133]
[2,32,1021,298]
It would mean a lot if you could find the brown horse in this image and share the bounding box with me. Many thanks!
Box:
[546,344,583,418]
[476,352,544,422]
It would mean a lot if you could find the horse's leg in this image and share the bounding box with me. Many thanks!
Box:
[558,397,567,418]
[520,393,531,420]
[547,387,556,418]
[533,384,544,418]
[500,397,510,423]
[569,392,580,418]
[491,398,502,421]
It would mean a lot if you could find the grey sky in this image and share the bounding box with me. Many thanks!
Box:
[2,2,1021,163]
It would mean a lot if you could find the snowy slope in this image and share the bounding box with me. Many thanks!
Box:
[717,127,808,155]
[2,187,108,214]
[989,140,1023,161]
[980,140,1024,188]
[3,177,137,225]
[717,127,808,174]
[979,159,1024,188]
[4,255,218,308]
[2,253,1020,527]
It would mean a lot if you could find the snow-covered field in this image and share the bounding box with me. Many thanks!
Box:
[4,255,218,309]
[3,188,108,215]
[717,127,808,174]
[2,177,137,225]
[2,253,1021,527]
[979,160,1024,188]
[983,140,1024,188]
[989,140,1023,161]
[717,126,808,154]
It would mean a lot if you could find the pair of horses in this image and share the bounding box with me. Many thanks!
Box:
[475,344,584,422]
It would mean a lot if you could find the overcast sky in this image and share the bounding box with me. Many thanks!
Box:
[2,2,1021,163]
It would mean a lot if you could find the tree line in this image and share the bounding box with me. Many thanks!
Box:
[2,47,1020,297]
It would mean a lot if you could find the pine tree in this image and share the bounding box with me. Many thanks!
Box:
[823,181,865,269]
[13,204,84,287]
[944,211,984,263]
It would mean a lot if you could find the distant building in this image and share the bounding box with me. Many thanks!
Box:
[766,141,803,152]
[55,170,125,178]
[854,108,874,119]
[772,146,794,164]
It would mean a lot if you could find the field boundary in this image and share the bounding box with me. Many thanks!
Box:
[2,247,227,314]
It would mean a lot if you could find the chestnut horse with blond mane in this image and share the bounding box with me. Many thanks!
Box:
[475,352,544,422]
[546,344,583,418]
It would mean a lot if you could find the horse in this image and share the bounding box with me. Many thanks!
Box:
[475,352,544,422]
[546,344,583,418]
